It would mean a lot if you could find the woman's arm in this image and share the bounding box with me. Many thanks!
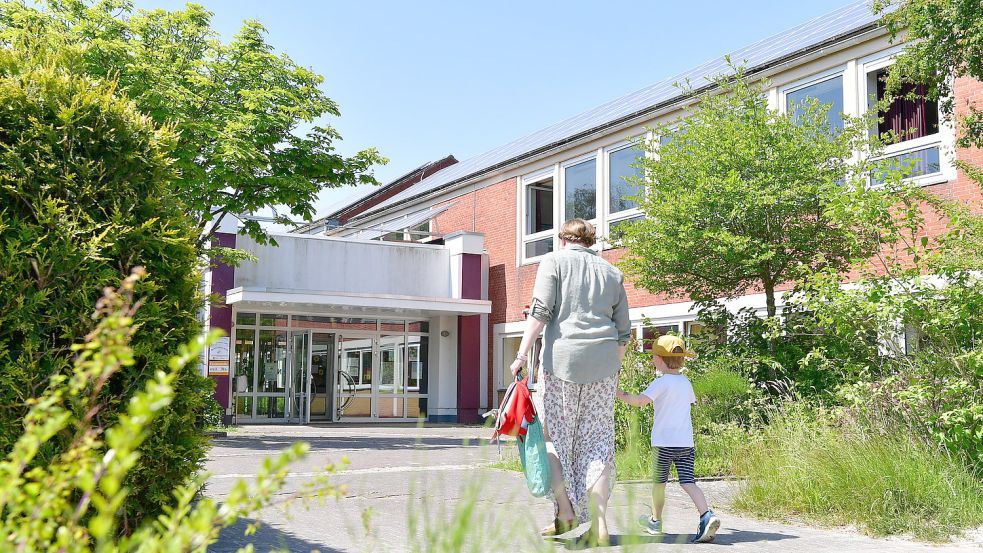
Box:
[510,257,556,378]
[509,317,546,377]
[616,389,652,407]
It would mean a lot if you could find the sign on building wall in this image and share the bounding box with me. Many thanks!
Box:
[208,336,230,376]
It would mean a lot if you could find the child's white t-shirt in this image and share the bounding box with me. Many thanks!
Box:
[641,373,697,447]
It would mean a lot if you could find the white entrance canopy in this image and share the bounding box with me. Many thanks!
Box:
[226,231,490,318]
[227,287,490,318]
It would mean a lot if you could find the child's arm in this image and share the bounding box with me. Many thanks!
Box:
[616,389,652,407]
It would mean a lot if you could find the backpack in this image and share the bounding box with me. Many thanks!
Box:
[490,375,534,440]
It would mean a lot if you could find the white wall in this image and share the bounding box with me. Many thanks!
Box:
[430,315,459,420]
[235,233,452,298]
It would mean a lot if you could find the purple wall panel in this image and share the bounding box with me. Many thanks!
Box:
[208,232,236,410]
[457,315,481,424]
[456,252,483,423]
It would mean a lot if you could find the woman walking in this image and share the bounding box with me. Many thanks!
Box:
[510,218,631,545]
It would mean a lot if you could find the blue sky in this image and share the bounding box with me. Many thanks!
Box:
[133,0,860,219]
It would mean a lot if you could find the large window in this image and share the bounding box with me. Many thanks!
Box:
[786,74,844,131]
[608,146,643,214]
[564,158,597,220]
[864,61,943,184]
[521,172,555,261]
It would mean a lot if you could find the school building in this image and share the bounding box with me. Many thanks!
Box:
[203,0,983,424]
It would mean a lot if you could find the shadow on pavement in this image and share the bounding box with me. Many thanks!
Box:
[209,435,485,453]
[212,518,345,553]
[555,529,799,549]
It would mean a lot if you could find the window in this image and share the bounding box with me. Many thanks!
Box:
[607,215,643,247]
[344,349,373,389]
[564,158,596,220]
[786,74,844,131]
[870,69,939,142]
[527,181,553,234]
[608,146,643,214]
[521,172,556,261]
[870,147,942,185]
[863,61,944,185]
[685,320,725,345]
[640,324,680,354]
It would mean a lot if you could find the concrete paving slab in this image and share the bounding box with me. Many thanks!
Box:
[205,425,982,553]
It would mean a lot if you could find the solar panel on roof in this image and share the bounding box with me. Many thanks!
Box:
[357,1,886,219]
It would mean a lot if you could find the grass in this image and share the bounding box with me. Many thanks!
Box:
[732,409,983,542]
[490,428,744,480]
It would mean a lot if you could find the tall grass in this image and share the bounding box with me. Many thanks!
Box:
[733,408,983,542]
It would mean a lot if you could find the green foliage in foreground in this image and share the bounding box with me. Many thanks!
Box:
[733,406,983,542]
[0,52,213,528]
[0,272,343,551]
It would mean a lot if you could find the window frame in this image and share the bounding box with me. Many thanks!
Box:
[603,139,645,248]
[519,166,559,264]
[559,151,600,225]
[858,50,955,187]
[779,66,848,131]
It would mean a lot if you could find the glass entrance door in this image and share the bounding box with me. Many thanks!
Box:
[337,334,375,419]
[309,333,335,421]
[288,332,310,423]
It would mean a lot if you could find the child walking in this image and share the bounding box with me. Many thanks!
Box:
[616,335,721,543]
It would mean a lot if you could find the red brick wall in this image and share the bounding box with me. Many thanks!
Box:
[430,77,983,408]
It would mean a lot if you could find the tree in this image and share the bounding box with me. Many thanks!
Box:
[619,66,879,369]
[875,0,983,262]
[0,50,210,527]
[0,0,387,250]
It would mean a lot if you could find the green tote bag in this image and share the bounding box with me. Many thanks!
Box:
[517,415,551,497]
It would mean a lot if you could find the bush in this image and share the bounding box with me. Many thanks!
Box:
[202,395,225,429]
[0,274,341,551]
[839,351,983,475]
[0,55,212,528]
[733,405,983,541]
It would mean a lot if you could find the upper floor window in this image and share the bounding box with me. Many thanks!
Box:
[863,57,944,185]
[871,69,939,142]
[608,145,643,214]
[521,171,556,261]
[527,179,553,234]
[563,158,597,220]
[785,74,844,131]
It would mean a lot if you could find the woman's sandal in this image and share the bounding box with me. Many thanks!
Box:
[541,516,576,537]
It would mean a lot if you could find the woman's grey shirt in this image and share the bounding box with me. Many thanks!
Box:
[530,245,631,384]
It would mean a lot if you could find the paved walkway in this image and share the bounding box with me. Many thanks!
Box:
[205,424,982,552]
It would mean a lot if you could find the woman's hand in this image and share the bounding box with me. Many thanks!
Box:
[509,357,525,378]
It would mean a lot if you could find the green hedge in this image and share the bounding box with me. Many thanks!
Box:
[0,54,212,529]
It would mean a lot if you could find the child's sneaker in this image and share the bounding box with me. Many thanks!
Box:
[691,510,720,543]
[637,515,663,535]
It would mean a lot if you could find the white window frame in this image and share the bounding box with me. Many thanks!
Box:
[779,65,848,128]
[858,49,956,187]
[603,139,645,249]
[519,165,559,264]
[559,151,600,227]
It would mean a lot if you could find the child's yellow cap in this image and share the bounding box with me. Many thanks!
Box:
[653,335,696,357]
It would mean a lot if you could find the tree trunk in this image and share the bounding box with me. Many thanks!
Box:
[763,278,778,381]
